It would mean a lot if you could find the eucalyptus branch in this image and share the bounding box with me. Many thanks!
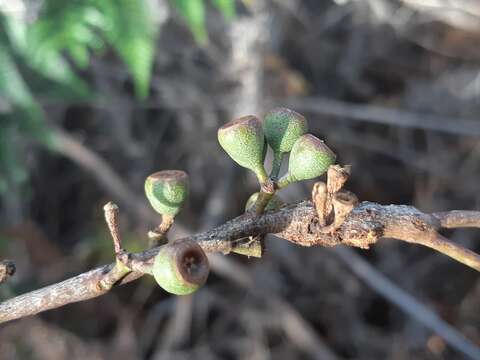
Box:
[2,111,479,326]
[1,198,479,324]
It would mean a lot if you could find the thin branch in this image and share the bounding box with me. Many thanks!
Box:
[282,97,480,136]
[401,233,480,271]
[52,128,158,225]
[1,201,480,324]
[334,247,480,360]
[432,210,480,228]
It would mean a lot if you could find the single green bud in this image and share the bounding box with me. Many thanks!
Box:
[145,170,189,216]
[283,134,336,185]
[152,239,210,295]
[245,192,284,212]
[218,115,268,183]
[263,107,308,154]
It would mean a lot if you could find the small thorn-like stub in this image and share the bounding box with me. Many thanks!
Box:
[312,182,328,226]
[152,239,210,295]
[0,260,16,284]
[145,170,189,217]
[104,201,122,254]
[263,107,308,154]
[217,115,268,183]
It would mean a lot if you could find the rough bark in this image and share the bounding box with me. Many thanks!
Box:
[1,200,479,324]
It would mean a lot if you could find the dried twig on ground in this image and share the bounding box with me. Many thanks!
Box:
[284,97,480,136]
[334,247,480,360]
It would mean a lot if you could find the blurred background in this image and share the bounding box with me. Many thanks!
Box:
[1,0,480,359]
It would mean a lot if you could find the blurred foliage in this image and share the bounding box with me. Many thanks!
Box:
[0,0,235,196]
[171,0,236,43]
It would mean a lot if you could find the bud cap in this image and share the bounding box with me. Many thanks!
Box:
[145,170,189,216]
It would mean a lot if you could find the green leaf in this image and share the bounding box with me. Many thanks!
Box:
[3,16,28,54]
[98,0,157,99]
[24,6,91,95]
[0,40,53,148]
[171,0,208,44]
[0,43,35,107]
[68,43,90,69]
[211,0,236,20]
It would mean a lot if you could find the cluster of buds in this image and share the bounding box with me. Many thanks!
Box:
[218,107,336,211]
[113,107,336,296]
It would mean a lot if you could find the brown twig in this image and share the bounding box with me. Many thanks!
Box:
[432,210,480,228]
[98,202,132,291]
[104,202,122,255]
[1,199,480,323]
[396,233,480,272]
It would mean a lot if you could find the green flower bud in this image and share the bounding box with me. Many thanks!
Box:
[280,134,336,186]
[263,107,308,154]
[152,239,209,295]
[218,116,268,183]
[145,170,189,216]
[245,192,284,212]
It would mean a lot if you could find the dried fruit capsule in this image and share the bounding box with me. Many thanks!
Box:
[152,239,209,295]
[145,170,189,216]
[218,115,268,183]
[279,134,336,187]
[245,192,284,212]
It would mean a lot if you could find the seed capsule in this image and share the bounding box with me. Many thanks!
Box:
[145,170,189,216]
[152,239,209,295]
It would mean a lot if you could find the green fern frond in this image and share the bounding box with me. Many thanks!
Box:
[171,0,208,44]
[211,0,236,20]
[98,0,158,99]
